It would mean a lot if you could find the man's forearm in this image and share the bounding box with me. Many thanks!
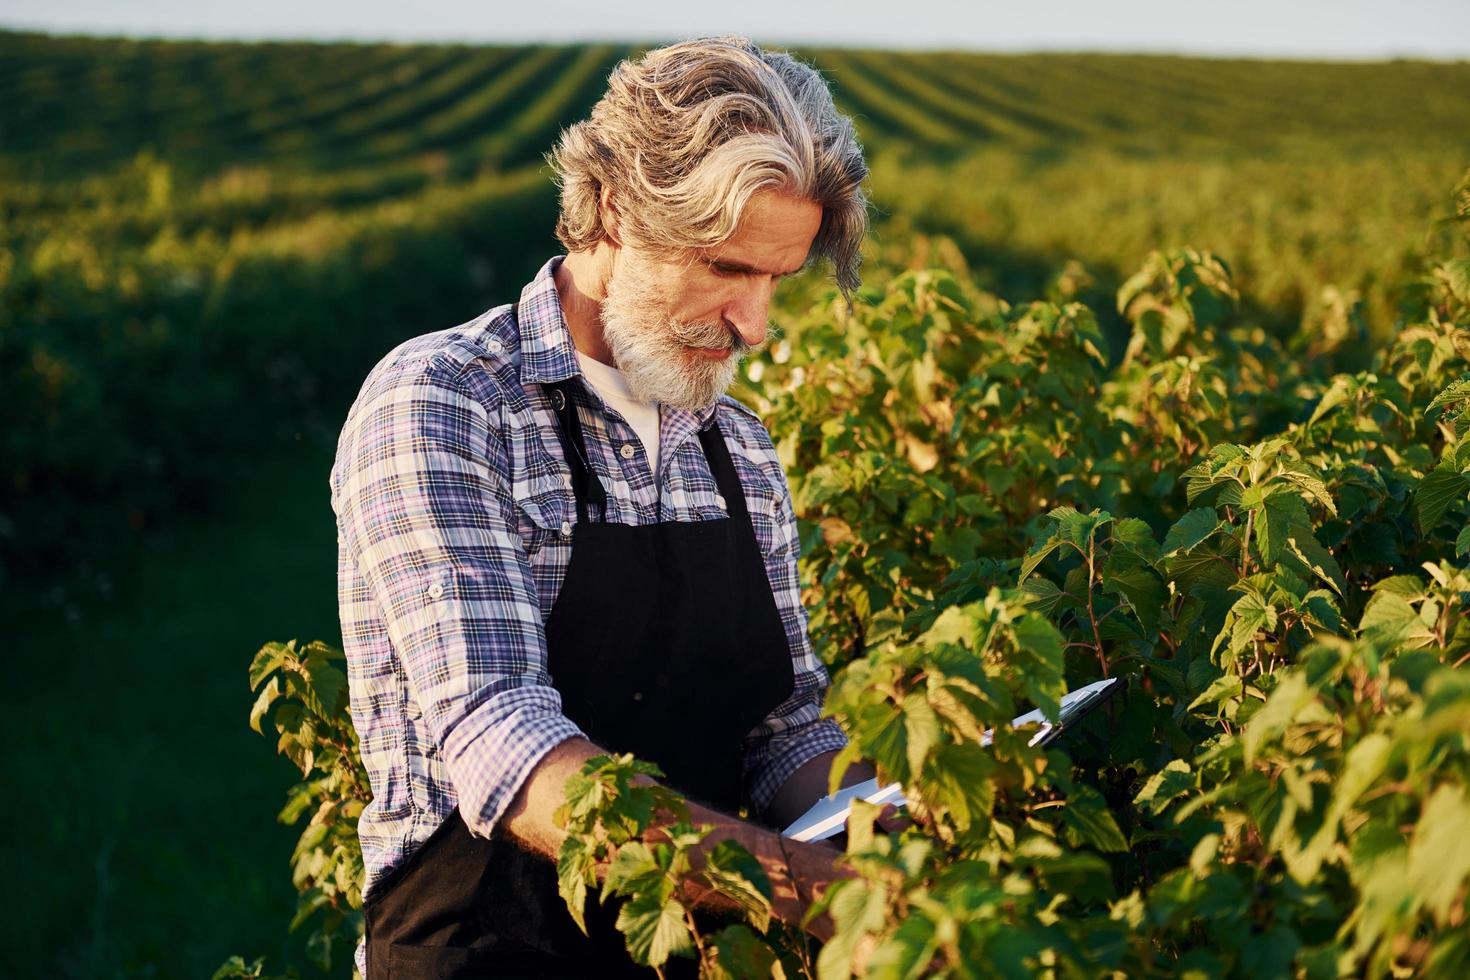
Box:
[496,735,850,939]
[498,734,611,859]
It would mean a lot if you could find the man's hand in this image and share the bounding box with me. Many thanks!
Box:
[501,736,859,944]
[873,801,914,835]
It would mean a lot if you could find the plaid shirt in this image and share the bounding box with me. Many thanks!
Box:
[330,254,848,918]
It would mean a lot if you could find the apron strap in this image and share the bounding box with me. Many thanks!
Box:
[697,419,751,523]
[544,378,608,525]
[546,380,744,528]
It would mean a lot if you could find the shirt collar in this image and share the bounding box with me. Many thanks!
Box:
[515,253,721,430]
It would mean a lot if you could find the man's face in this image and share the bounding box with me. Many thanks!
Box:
[600,188,823,412]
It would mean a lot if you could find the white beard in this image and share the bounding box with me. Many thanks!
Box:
[599,250,754,413]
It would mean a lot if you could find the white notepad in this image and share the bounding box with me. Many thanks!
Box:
[781,678,1122,842]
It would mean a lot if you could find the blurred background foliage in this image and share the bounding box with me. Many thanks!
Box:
[1,28,1467,977]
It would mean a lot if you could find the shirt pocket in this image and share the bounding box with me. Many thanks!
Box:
[510,470,572,557]
[734,463,786,563]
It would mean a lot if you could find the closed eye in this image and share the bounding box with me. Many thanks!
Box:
[709,261,790,283]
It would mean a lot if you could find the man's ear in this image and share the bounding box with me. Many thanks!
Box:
[598,184,623,247]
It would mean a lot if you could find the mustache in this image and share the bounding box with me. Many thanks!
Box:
[668,317,766,356]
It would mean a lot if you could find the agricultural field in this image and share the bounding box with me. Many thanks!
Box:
[3,28,1470,978]
[5,33,1469,585]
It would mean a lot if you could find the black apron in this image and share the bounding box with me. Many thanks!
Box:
[363,376,798,978]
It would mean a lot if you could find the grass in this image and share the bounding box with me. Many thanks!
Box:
[2,437,345,978]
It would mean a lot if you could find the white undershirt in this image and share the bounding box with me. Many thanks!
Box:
[575,350,661,480]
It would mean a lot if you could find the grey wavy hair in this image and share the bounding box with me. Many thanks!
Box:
[546,36,870,302]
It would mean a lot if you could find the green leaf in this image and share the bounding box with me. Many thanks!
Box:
[556,837,593,935]
[210,956,265,980]
[701,840,773,933]
[616,890,693,967]
[1212,590,1276,664]
[299,648,349,720]
[1240,926,1301,977]
[249,642,291,691]
[1112,516,1161,563]
[1133,759,1194,815]
[1359,591,1434,647]
[1102,555,1166,635]
[1279,468,1337,516]
[276,781,316,825]
[1052,507,1112,549]
[561,769,613,826]
[1308,374,1357,426]
[814,879,889,979]
[272,703,314,775]
[920,604,974,648]
[249,676,281,735]
[1416,466,1469,534]
[1243,670,1315,763]
[925,743,996,832]
[1011,615,1065,719]
[287,888,329,934]
[1190,833,1221,876]
[704,925,778,980]
[1019,537,1064,585]
[1425,377,1470,420]
[1456,523,1470,557]
[1257,491,1310,567]
[858,699,912,783]
[1180,445,1246,505]
[1161,507,1221,557]
[1407,784,1470,922]
[1372,575,1426,598]
[1019,575,1067,615]
[1286,732,1393,883]
[903,692,943,777]
[1188,674,1243,713]
[1284,531,1347,597]
[602,841,665,898]
[1059,786,1128,852]
[861,912,942,980]
[1300,591,1343,634]
[1445,260,1470,303]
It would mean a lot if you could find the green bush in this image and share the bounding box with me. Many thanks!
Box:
[239,173,1470,977]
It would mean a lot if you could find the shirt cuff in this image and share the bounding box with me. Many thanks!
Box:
[442,686,588,839]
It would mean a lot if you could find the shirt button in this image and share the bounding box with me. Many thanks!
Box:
[620,443,636,459]
[632,691,643,701]
[426,583,444,599]
[560,520,573,537]
[486,338,503,354]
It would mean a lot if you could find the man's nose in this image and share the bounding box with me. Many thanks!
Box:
[725,279,778,348]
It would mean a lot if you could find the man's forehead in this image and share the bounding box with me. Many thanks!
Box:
[696,190,822,275]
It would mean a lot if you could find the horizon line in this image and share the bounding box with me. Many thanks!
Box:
[4,23,1468,65]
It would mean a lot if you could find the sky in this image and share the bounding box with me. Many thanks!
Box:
[3,0,1469,60]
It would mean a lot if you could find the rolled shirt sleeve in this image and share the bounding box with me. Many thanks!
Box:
[331,350,585,838]
[740,420,850,819]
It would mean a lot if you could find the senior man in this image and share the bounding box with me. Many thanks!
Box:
[331,36,884,978]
